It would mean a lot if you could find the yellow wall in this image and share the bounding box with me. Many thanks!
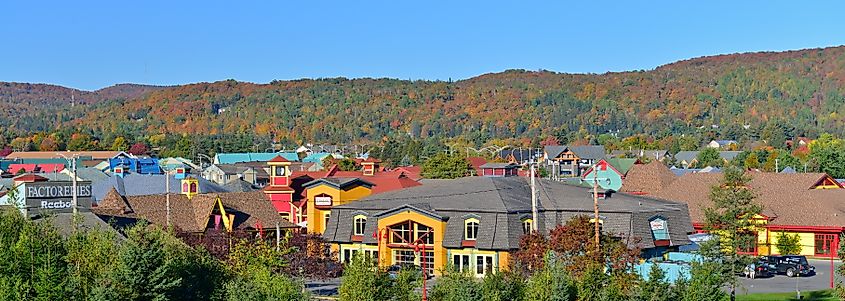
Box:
[305,183,372,234]
[377,210,447,275]
[764,231,816,256]
[447,248,509,277]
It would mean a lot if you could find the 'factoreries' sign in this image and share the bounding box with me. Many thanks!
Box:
[26,184,92,199]
[23,181,93,213]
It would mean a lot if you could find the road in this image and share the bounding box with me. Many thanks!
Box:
[737,259,842,294]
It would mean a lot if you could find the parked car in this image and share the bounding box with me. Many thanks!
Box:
[761,255,815,277]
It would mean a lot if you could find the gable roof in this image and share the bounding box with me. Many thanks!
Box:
[544,145,568,159]
[605,158,638,175]
[92,174,229,201]
[652,172,845,227]
[94,191,295,232]
[327,176,693,250]
[570,145,606,160]
[620,161,677,195]
[214,152,298,164]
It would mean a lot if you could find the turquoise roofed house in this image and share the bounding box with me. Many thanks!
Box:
[302,152,344,169]
[213,152,299,165]
[581,158,638,191]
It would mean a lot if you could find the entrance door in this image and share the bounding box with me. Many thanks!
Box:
[393,249,434,275]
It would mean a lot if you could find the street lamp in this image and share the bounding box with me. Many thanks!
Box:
[56,153,79,215]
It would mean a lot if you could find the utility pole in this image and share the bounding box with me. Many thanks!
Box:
[593,163,600,254]
[57,153,79,215]
[165,169,171,227]
[530,162,538,232]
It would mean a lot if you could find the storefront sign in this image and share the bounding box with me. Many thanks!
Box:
[23,181,94,213]
[650,219,666,231]
[315,196,332,206]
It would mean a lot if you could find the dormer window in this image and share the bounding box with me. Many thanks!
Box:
[353,215,367,236]
[464,218,479,240]
[650,216,670,242]
[522,219,533,234]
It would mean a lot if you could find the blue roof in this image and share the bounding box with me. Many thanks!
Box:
[214,152,298,164]
[92,173,230,201]
[302,153,332,163]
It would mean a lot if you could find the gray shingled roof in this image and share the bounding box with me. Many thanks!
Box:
[544,145,567,159]
[570,145,606,160]
[325,177,693,251]
[303,177,374,190]
[92,173,229,201]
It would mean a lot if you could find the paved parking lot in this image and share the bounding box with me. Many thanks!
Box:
[737,259,842,294]
[308,259,844,297]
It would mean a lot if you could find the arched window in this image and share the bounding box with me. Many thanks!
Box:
[522,219,533,234]
[189,182,198,193]
[353,215,367,236]
[464,218,479,240]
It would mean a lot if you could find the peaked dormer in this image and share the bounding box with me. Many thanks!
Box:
[361,158,380,176]
[181,177,199,199]
[174,167,187,180]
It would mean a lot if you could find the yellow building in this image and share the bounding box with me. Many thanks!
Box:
[645,169,845,259]
[303,177,373,234]
[323,169,695,277]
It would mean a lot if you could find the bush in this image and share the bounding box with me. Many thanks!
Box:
[338,253,393,301]
[523,255,576,301]
[430,265,482,301]
[775,232,802,255]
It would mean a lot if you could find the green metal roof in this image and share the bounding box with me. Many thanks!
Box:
[605,158,638,175]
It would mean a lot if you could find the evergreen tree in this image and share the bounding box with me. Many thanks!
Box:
[523,255,576,301]
[637,264,671,301]
[695,148,722,168]
[701,166,762,301]
[430,265,482,301]
[421,153,472,179]
[338,253,392,301]
[578,264,607,301]
[91,224,183,301]
[775,232,802,255]
[480,271,524,301]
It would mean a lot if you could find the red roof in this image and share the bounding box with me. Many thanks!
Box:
[7,164,37,173]
[38,164,65,173]
[13,174,48,182]
[392,166,422,180]
[362,157,381,163]
[467,157,488,176]
[268,155,290,163]
[369,174,422,194]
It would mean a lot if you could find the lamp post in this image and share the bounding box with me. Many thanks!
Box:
[56,153,79,215]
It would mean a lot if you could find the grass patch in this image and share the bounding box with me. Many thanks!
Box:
[736,289,837,301]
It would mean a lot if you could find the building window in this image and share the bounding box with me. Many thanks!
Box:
[323,212,331,229]
[353,215,367,236]
[389,221,434,245]
[649,217,670,240]
[453,254,471,272]
[737,232,758,255]
[273,166,286,177]
[279,212,291,221]
[465,218,479,240]
[815,234,836,256]
[476,255,495,276]
[522,219,533,235]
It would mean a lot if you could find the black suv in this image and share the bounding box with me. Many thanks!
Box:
[761,255,815,277]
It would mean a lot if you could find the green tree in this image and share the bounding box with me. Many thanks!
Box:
[421,153,472,179]
[577,264,607,301]
[338,253,392,301]
[66,225,120,300]
[701,166,762,301]
[681,259,726,301]
[638,264,671,301]
[775,232,802,255]
[808,134,845,178]
[430,265,482,301]
[67,133,96,151]
[90,224,184,301]
[742,152,760,169]
[111,136,130,151]
[480,271,524,301]
[523,255,576,301]
[695,148,722,168]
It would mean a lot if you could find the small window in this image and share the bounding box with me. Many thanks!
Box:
[465,218,479,240]
[522,219,533,235]
[353,215,367,236]
[279,212,291,221]
[274,166,286,177]
[323,212,331,229]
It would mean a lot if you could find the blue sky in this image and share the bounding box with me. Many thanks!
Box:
[1,1,844,90]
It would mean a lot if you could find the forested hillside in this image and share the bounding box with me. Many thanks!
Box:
[4,46,845,147]
[0,83,165,131]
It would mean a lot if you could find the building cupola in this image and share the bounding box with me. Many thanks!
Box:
[181,177,199,199]
[268,155,292,187]
[361,158,380,176]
